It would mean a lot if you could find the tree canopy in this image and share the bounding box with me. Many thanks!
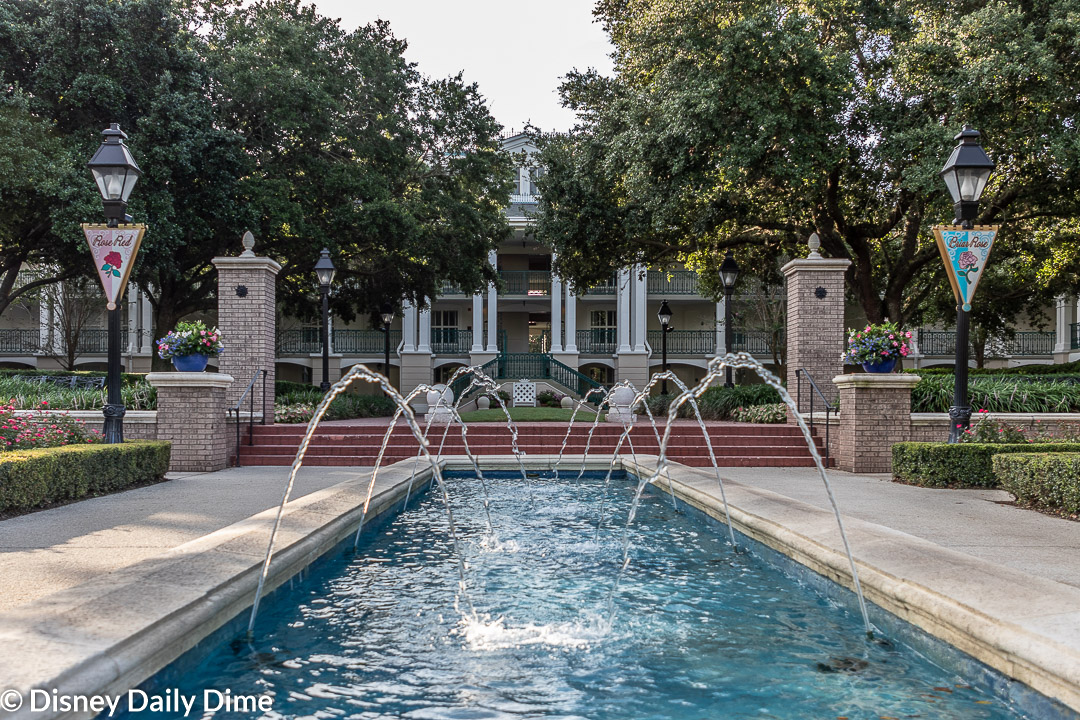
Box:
[533,0,1080,335]
[0,0,512,352]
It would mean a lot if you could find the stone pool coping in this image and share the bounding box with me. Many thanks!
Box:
[621,456,1080,715]
[0,455,1077,718]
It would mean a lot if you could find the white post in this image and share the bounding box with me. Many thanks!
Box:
[617,268,632,353]
[140,291,152,353]
[38,296,51,354]
[402,300,417,352]
[1054,295,1076,354]
[633,264,647,352]
[486,250,498,352]
[126,285,138,354]
[417,303,432,354]
[471,293,484,352]
[551,266,563,353]
[565,285,578,352]
[716,300,725,355]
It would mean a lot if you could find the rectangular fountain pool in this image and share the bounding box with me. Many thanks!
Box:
[134,471,1063,719]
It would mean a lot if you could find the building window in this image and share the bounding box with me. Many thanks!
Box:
[590,310,616,329]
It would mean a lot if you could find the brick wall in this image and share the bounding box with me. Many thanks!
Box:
[213,257,280,423]
[147,372,233,472]
[783,258,850,408]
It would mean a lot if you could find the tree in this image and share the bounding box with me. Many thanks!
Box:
[533,0,1080,330]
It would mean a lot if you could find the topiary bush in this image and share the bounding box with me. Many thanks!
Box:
[892,442,1080,488]
[732,403,787,424]
[993,453,1080,514]
[0,440,172,514]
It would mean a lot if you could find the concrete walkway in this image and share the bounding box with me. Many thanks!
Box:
[0,467,370,611]
[0,463,1077,613]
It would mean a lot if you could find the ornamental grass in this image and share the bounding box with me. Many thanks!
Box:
[911,375,1080,413]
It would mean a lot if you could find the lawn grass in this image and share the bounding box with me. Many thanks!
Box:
[456,407,598,423]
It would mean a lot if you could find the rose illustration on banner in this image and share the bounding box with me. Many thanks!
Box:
[101,251,123,279]
[957,250,978,282]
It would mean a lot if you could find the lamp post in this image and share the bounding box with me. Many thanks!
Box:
[657,299,673,395]
[314,249,336,392]
[720,250,741,388]
[940,126,994,443]
[380,303,395,384]
[86,124,141,444]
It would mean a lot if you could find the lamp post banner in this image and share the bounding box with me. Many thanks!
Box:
[82,223,145,310]
[933,225,999,312]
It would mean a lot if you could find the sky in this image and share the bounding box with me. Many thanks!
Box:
[311,0,615,133]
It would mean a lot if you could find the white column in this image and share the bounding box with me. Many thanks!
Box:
[127,285,138,353]
[617,268,632,353]
[486,250,498,352]
[402,300,417,352]
[1055,295,1076,354]
[38,297,51,353]
[551,267,563,353]
[471,293,484,352]
[715,300,725,355]
[633,264,647,352]
[564,285,578,352]
[140,291,152,352]
[417,302,432,353]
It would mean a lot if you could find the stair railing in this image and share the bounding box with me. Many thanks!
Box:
[230,368,268,467]
[794,368,835,464]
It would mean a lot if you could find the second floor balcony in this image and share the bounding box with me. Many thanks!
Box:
[920,330,1055,357]
[278,329,402,356]
[648,270,700,296]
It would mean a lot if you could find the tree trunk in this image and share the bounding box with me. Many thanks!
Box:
[151,303,186,372]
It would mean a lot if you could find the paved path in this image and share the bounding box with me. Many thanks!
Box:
[0,463,1077,614]
[0,467,370,611]
[718,467,1080,589]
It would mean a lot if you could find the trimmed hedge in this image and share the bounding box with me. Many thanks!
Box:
[0,440,171,513]
[892,442,1080,488]
[993,453,1080,514]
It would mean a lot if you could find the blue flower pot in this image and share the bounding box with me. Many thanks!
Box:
[172,354,210,372]
[861,357,897,374]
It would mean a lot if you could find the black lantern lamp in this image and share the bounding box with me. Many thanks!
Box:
[315,249,336,392]
[657,299,673,394]
[720,250,741,387]
[940,126,995,229]
[380,303,395,384]
[941,127,995,442]
[86,124,141,228]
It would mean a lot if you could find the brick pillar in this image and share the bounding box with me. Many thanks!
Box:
[147,372,233,472]
[833,374,920,473]
[782,254,850,407]
[212,247,281,423]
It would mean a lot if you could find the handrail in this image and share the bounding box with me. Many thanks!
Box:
[795,368,835,465]
[549,355,606,400]
[229,368,268,466]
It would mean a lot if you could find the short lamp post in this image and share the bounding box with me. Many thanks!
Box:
[314,249,336,392]
[720,250,741,388]
[657,299,673,395]
[380,303,395,384]
[86,124,141,444]
[940,126,994,443]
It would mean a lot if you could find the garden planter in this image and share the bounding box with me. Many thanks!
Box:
[861,358,897,374]
[172,354,210,372]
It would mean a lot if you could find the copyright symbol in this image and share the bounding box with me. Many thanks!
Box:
[0,689,22,711]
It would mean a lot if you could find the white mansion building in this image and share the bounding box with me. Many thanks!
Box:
[0,133,1064,393]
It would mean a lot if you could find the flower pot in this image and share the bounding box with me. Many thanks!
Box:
[172,354,210,372]
[861,357,897,374]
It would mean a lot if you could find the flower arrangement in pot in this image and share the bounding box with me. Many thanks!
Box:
[157,320,224,372]
[842,321,911,373]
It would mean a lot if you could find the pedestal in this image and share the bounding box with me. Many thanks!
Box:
[148,372,234,472]
[213,255,281,423]
[833,373,920,473]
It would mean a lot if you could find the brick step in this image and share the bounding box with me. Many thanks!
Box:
[235,454,827,468]
[251,424,815,437]
[237,444,818,458]
[245,435,821,449]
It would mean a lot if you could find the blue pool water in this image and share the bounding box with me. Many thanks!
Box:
[147,472,1037,719]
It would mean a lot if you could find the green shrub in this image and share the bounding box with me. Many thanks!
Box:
[0,440,171,513]
[273,391,397,423]
[892,442,1080,488]
[732,403,787,424]
[0,368,146,384]
[637,385,783,419]
[0,376,156,411]
[911,375,1080,413]
[993,453,1080,514]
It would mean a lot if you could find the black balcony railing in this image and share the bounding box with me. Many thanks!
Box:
[647,329,715,354]
[499,270,551,296]
[431,328,472,354]
[277,328,322,355]
[1073,323,1080,351]
[577,328,617,354]
[0,329,40,354]
[584,275,617,295]
[647,270,699,295]
[731,329,783,356]
[334,329,401,355]
[74,329,110,354]
[919,329,1055,357]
